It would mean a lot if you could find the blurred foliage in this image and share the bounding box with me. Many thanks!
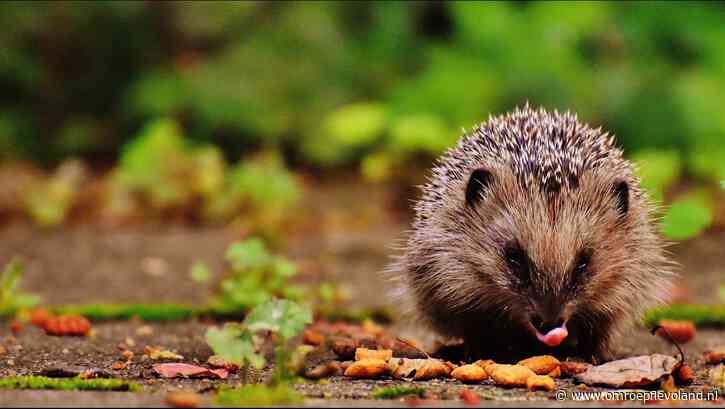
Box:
[0,259,40,313]
[209,238,304,315]
[1,2,724,238]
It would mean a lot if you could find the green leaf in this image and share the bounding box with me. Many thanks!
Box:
[661,197,713,241]
[244,299,312,340]
[189,262,211,283]
[719,284,725,304]
[224,238,270,272]
[205,324,265,369]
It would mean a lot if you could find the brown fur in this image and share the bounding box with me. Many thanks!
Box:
[387,106,675,363]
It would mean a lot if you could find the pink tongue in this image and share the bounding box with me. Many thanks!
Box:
[536,326,568,347]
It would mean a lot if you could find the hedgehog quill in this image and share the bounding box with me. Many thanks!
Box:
[389,105,675,363]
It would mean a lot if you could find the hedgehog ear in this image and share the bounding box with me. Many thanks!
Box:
[466,168,494,207]
[613,180,629,217]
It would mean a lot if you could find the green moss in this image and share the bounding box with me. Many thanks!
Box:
[51,303,201,321]
[0,376,140,392]
[644,304,725,328]
[372,385,426,400]
[214,384,301,407]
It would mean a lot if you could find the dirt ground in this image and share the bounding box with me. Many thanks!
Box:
[1,179,724,407]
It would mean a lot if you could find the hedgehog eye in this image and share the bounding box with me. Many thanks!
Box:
[504,243,530,284]
[572,248,593,284]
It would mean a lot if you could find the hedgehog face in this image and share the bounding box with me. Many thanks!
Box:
[456,160,659,348]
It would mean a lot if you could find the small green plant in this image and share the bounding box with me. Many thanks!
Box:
[372,385,427,400]
[0,259,40,314]
[0,376,140,392]
[214,384,302,407]
[209,238,304,315]
[206,298,312,384]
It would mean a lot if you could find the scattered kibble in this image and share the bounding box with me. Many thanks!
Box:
[343,359,388,379]
[518,355,560,376]
[451,364,487,383]
[486,364,536,387]
[354,347,392,362]
[526,375,556,391]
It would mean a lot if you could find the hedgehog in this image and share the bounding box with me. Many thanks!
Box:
[388,105,675,363]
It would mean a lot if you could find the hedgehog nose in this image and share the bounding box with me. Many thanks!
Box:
[530,315,565,334]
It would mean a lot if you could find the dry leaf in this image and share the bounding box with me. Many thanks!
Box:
[575,354,679,388]
[354,348,392,362]
[526,375,556,391]
[704,347,725,364]
[153,363,228,379]
[388,358,451,380]
[518,355,560,375]
[451,364,487,383]
[486,364,536,387]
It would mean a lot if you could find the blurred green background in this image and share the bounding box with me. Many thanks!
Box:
[0,1,724,239]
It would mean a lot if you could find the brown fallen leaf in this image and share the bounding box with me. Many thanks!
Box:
[43,315,91,336]
[575,354,679,388]
[121,350,134,361]
[354,348,392,362]
[451,364,487,383]
[526,375,556,391]
[518,355,560,375]
[343,358,388,379]
[165,391,201,408]
[560,361,592,377]
[704,347,725,364]
[486,364,536,387]
[656,320,695,344]
[30,308,52,327]
[153,363,228,379]
[388,358,451,380]
[459,389,480,405]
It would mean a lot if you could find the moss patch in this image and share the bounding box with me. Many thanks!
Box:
[50,304,201,321]
[0,376,140,392]
[372,385,427,400]
[214,384,301,407]
[644,304,725,328]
